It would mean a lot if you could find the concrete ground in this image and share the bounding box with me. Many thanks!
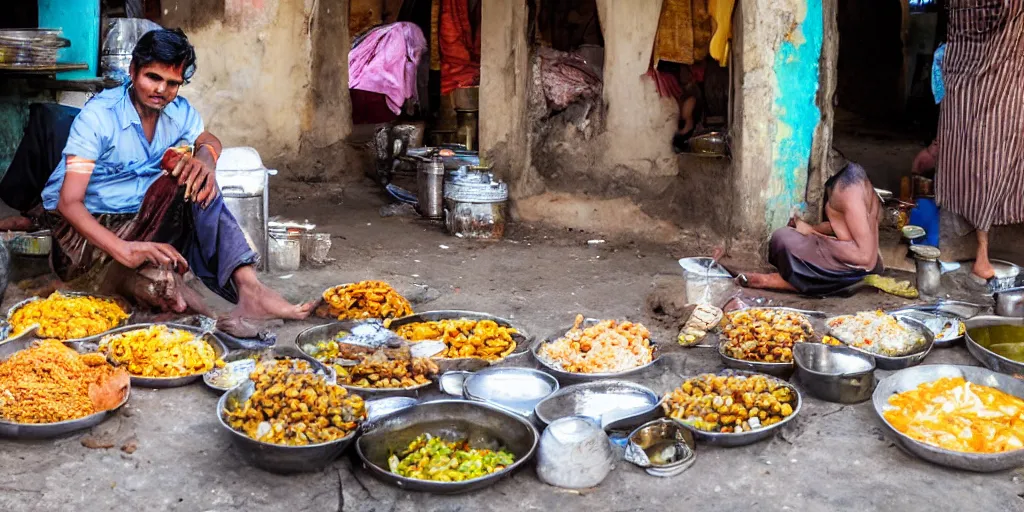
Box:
[1,180,1022,512]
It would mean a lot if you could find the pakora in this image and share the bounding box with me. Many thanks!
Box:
[391,319,517,361]
[721,309,814,363]
[883,377,1024,454]
[225,359,365,445]
[318,281,413,321]
[99,325,220,378]
[538,315,653,374]
[388,434,516,482]
[662,373,796,433]
[309,340,438,389]
[0,340,129,424]
[9,292,128,340]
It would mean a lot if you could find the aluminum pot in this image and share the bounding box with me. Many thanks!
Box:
[995,287,1024,317]
[793,343,876,404]
[536,416,614,489]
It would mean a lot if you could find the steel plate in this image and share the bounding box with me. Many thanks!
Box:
[826,314,935,370]
[0,336,130,439]
[6,291,133,343]
[532,318,661,383]
[872,364,1024,472]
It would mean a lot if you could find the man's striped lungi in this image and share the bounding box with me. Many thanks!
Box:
[936,0,1024,232]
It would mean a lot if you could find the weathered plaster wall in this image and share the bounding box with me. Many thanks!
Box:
[479,0,536,195]
[162,0,315,163]
[732,0,825,241]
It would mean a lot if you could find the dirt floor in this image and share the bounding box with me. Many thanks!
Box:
[1,179,1022,512]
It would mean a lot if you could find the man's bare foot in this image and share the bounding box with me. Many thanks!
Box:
[740,272,798,292]
[972,260,996,281]
[232,282,315,321]
[0,216,32,232]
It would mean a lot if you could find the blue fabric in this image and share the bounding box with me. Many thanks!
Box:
[932,44,946,104]
[909,198,940,247]
[41,83,205,214]
[182,193,259,303]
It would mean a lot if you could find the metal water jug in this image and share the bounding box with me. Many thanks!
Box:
[417,155,444,219]
[215,147,277,270]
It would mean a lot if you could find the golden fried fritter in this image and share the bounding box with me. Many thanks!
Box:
[392,319,517,361]
[317,281,413,321]
[9,292,127,340]
[99,325,218,378]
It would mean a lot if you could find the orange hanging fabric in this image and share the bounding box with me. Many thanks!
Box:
[439,0,480,94]
[709,0,736,66]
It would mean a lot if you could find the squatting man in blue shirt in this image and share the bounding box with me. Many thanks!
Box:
[31,29,313,333]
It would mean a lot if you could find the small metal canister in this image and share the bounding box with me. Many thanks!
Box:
[417,155,445,219]
[910,245,941,296]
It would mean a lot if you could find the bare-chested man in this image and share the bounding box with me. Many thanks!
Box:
[740,163,883,295]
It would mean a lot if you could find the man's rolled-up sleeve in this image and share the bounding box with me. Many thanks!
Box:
[178,98,205,144]
[63,109,107,162]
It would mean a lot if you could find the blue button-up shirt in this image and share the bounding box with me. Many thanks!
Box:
[41,83,205,214]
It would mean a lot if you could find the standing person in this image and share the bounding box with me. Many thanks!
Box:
[39,29,314,327]
[936,1,1024,283]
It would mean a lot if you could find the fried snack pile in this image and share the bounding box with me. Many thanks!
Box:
[99,325,219,378]
[538,315,653,374]
[883,377,1024,454]
[225,360,365,445]
[662,373,796,434]
[0,340,129,424]
[721,309,814,363]
[318,281,413,321]
[10,292,128,340]
[311,340,439,389]
[391,319,517,361]
[388,434,516,482]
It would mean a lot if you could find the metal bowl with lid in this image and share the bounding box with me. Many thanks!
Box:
[355,400,539,494]
[0,335,130,439]
[872,364,1024,472]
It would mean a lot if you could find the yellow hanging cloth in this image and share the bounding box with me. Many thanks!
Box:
[652,0,695,66]
[708,0,735,66]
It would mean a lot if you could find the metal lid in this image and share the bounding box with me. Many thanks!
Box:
[909,245,941,260]
[444,168,508,203]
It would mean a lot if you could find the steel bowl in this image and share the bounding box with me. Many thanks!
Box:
[73,323,227,388]
[386,310,532,372]
[355,399,539,494]
[964,316,1024,379]
[439,367,559,418]
[532,318,661,383]
[826,314,935,370]
[793,342,876,404]
[6,291,133,343]
[534,380,661,430]
[295,321,434,397]
[872,364,1024,472]
[203,346,332,393]
[0,336,130,439]
[623,418,697,477]
[216,379,361,474]
[664,370,802,447]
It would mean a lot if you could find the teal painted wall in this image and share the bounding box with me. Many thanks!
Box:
[766,0,824,230]
[39,0,100,80]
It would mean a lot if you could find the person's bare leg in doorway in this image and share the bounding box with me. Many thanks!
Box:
[973,230,995,280]
[739,272,799,292]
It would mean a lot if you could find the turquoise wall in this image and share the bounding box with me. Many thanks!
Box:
[39,0,100,80]
[766,0,824,230]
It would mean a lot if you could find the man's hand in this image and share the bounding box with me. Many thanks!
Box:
[169,153,218,207]
[791,216,816,236]
[116,241,188,272]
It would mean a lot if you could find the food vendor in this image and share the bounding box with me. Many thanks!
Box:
[38,29,313,329]
[736,163,883,295]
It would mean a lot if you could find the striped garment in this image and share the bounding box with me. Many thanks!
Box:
[936,0,1024,232]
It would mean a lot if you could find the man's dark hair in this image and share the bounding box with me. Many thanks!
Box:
[823,162,871,208]
[131,28,196,82]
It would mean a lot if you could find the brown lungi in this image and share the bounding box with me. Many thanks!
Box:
[936,0,1024,232]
